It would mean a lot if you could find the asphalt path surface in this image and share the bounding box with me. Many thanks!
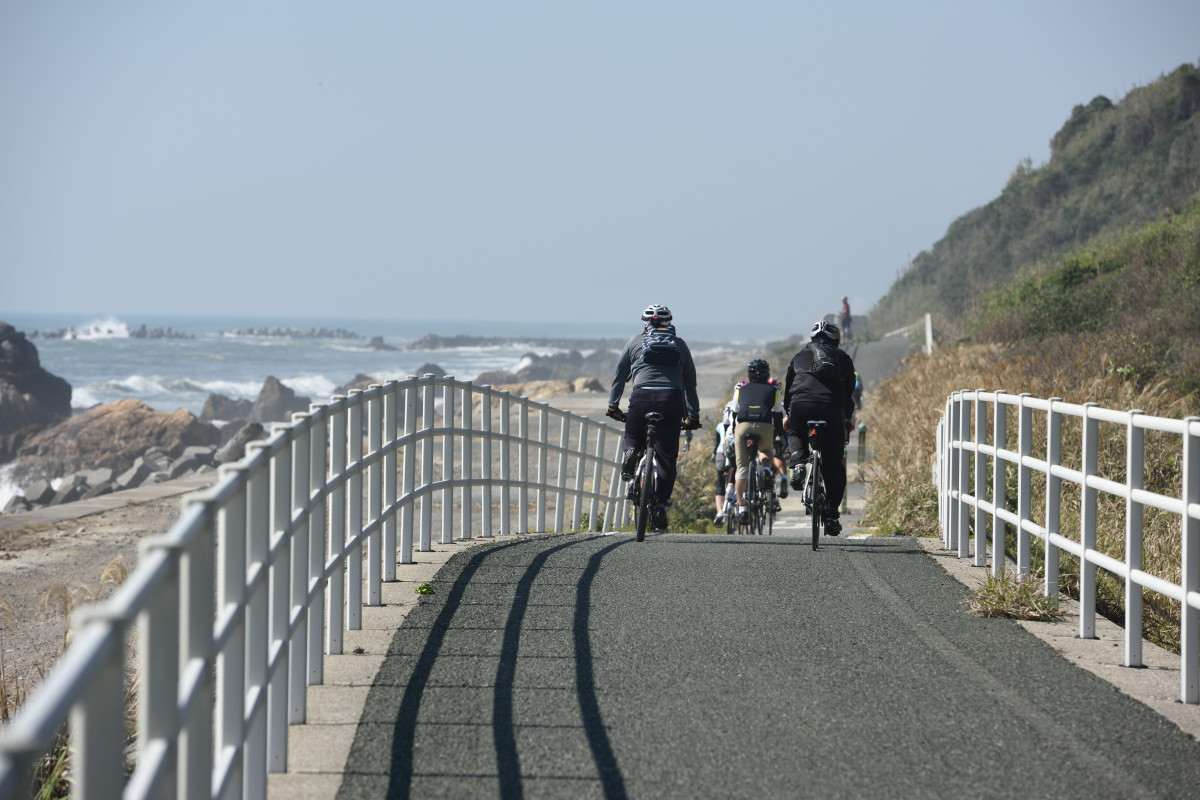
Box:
[336,525,1200,799]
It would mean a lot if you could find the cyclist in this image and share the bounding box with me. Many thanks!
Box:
[712,399,736,524]
[783,321,856,535]
[607,303,702,531]
[729,359,782,525]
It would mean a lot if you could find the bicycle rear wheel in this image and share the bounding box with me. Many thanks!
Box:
[810,455,821,550]
[635,455,654,542]
[747,465,761,535]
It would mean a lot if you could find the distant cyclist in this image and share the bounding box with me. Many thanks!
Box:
[729,359,783,525]
[607,304,702,531]
[783,321,856,535]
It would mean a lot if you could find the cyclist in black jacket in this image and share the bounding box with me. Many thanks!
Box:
[607,304,702,530]
[783,320,856,535]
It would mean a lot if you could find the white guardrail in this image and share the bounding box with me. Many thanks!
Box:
[0,375,628,799]
[935,390,1200,704]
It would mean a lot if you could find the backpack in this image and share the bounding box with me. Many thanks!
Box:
[640,324,680,366]
[807,339,840,380]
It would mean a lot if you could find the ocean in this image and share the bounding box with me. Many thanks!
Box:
[1,312,782,417]
[0,312,785,505]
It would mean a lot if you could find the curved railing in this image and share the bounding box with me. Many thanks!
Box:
[0,375,627,799]
[935,390,1200,704]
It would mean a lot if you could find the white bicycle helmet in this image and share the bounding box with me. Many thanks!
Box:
[810,320,841,344]
[641,304,673,326]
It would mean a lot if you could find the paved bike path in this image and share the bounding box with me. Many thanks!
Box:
[335,530,1200,799]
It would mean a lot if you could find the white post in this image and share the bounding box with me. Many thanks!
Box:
[421,378,435,551]
[1080,403,1099,639]
[555,415,569,533]
[573,419,589,531]
[519,399,529,534]
[482,389,493,538]
[367,389,382,604]
[1017,395,1032,580]
[991,391,1007,576]
[1045,398,1063,597]
[956,393,970,559]
[289,417,310,724]
[461,383,474,540]
[924,313,933,355]
[401,379,417,561]
[244,442,271,798]
[973,391,987,567]
[590,425,606,531]
[383,384,398,580]
[215,468,247,794]
[537,407,549,533]
[326,404,346,653]
[346,395,363,628]
[1126,410,1145,667]
[1181,417,1199,703]
[442,379,456,544]
[137,537,181,799]
[267,431,291,771]
[500,393,511,535]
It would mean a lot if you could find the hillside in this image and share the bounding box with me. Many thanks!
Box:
[870,62,1200,333]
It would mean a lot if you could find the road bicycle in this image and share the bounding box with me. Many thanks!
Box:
[609,407,700,541]
[801,420,828,550]
[731,431,777,535]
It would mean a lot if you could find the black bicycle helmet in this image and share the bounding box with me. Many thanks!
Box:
[810,320,841,344]
[641,304,673,326]
[747,358,770,381]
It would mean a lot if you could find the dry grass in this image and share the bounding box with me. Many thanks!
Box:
[966,571,1066,621]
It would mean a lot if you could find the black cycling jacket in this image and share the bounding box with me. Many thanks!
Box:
[783,343,856,420]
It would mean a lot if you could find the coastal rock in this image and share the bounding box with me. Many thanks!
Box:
[415,363,447,378]
[215,422,265,464]
[201,393,254,421]
[251,376,311,423]
[573,377,606,392]
[368,336,397,352]
[488,380,575,400]
[0,322,73,437]
[475,370,518,386]
[14,398,221,482]
[334,374,378,396]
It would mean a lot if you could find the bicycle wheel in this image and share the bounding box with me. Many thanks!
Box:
[726,494,736,535]
[810,455,821,550]
[635,455,654,542]
[746,464,760,535]
[765,477,776,536]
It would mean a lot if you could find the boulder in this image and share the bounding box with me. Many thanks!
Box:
[167,453,201,479]
[2,495,30,514]
[334,374,377,396]
[182,445,216,466]
[83,467,114,486]
[251,376,311,423]
[80,481,113,500]
[22,479,55,505]
[49,482,85,506]
[115,460,151,490]
[415,363,447,378]
[215,421,265,464]
[201,394,254,421]
[14,398,221,481]
[0,322,72,437]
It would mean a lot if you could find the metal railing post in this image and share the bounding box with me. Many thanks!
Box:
[367,389,382,604]
[461,382,474,541]
[991,390,1007,576]
[401,379,417,561]
[537,407,549,533]
[289,417,310,724]
[421,378,435,551]
[137,536,181,800]
[384,384,398,580]
[216,466,247,797]
[1126,410,1145,667]
[176,493,216,794]
[956,393,970,559]
[500,393,511,535]
[519,399,529,533]
[1080,402,1100,639]
[482,389,493,538]
[346,394,363,628]
[590,425,606,531]
[973,391,986,566]
[1017,395,1033,580]
[244,442,271,799]
[326,404,346,654]
[555,416,569,533]
[267,432,291,771]
[573,419,589,531]
[442,379,456,544]
[1045,398,1063,597]
[69,614,126,800]
[1182,417,1200,703]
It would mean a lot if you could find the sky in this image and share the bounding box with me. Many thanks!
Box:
[2,1,1199,338]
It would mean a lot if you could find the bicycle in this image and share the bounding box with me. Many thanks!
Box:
[608,408,699,542]
[733,431,777,535]
[800,420,828,550]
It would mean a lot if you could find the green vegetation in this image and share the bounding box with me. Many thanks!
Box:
[871,62,1200,334]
